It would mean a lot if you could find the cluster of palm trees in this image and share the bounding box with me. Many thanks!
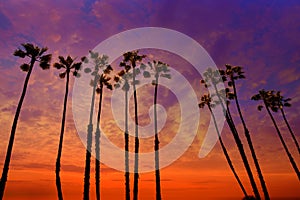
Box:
[199,65,299,200]
[82,51,113,200]
[0,43,298,200]
[114,52,171,200]
[0,43,171,200]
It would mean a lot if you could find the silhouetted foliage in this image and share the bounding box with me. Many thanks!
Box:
[120,50,146,200]
[272,92,299,154]
[4,43,300,200]
[220,64,270,200]
[53,55,82,200]
[114,68,133,200]
[82,52,111,200]
[199,92,248,197]
[201,67,261,200]
[94,54,112,200]
[252,90,300,180]
[0,43,52,199]
[143,60,171,200]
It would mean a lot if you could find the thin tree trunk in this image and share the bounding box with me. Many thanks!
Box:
[208,105,248,197]
[133,66,140,200]
[226,105,261,200]
[83,73,99,200]
[84,128,92,200]
[280,108,300,154]
[212,83,260,199]
[95,85,103,200]
[124,85,130,200]
[0,58,35,199]
[154,75,162,200]
[55,70,70,200]
[232,80,270,200]
[264,102,300,180]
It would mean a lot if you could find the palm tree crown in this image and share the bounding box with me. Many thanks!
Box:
[14,43,52,71]
[251,89,300,180]
[53,55,82,200]
[220,64,270,200]
[119,50,146,200]
[252,90,291,112]
[0,43,52,199]
[53,55,81,78]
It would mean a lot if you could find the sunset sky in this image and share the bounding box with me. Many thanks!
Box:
[0,0,299,199]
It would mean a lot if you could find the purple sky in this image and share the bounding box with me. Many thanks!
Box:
[0,0,299,199]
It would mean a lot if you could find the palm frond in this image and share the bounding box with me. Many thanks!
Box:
[20,63,30,72]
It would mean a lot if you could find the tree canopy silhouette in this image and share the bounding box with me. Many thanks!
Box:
[201,67,261,199]
[82,52,111,200]
[120,50,146,200]
[219,64,270,200]
[84,52,112,200]
[114,68,132,200]
[199,92,248,198]
[252,90,300,180]
[142,60,171,200]
[0,43,51,199]
[53,55,82,200]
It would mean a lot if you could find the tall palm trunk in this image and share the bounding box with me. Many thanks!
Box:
[232,80,270,200]
[55,70,70,200]
[133,66,140,200]
[124,81,130,200]
[226,105,261,200]
[207,105,248,197]
[264,101,300,180]
[280,108,300,154]
[83,73,99,200]
[95,85,103,200]
[213,83,261,200]
[0,58,35,199]
[154,75,162,200]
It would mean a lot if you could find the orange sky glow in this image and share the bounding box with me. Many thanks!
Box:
[0,1,300,200]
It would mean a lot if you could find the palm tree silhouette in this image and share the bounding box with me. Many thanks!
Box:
[94,62,113,200]
[219,64,270,200]
[202,68,261,200]
[251,90,300,180]
[0,43,51,199]
[199,93,248,198]
[273,91,299,154]
[120,51,146,200]
[141,60,171,200]
[53,55,82,200]
[82,52,110,200]
[114,69,132,200]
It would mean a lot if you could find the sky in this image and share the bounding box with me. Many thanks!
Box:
[0,0,300,199]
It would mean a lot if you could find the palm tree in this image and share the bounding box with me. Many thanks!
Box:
[273,91,300,154]
[199,93,248,198]
[53,55,82,200]
[0,43,51,199]
[251,90,300,180]
[120,51,146,200]
[94,63,113,200]
[82,52,110,200]
[82,53,98,200]
[202,68,261,200]
[141,60,171,200]
[114,69,132,200]
[219,64,270,200]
